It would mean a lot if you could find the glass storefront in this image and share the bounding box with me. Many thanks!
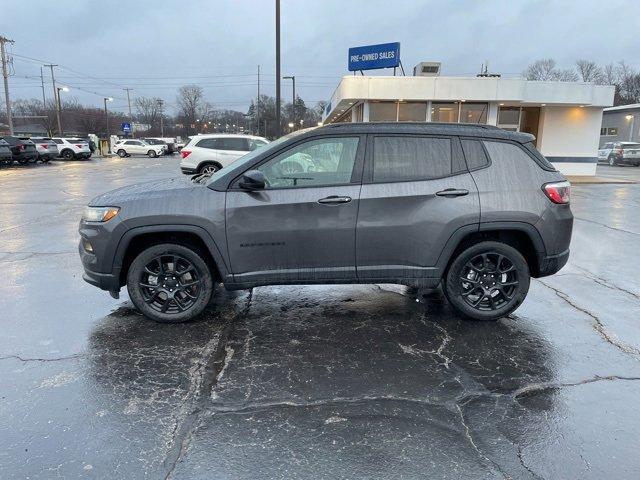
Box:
[398,102,427,122]
[431,102,459,123]
[460,103,488,123]
[369,102,398,122]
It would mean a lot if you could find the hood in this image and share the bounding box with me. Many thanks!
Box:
[89,177,201,206]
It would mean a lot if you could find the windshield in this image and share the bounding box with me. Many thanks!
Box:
[206,129,314,185]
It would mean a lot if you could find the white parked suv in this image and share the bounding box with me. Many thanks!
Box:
[113,139,165,158]
[179,134,269,175]
[51,137,92,160]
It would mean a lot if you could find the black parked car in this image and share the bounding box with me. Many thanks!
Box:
[0,138,12,166]
[1,136,38,165]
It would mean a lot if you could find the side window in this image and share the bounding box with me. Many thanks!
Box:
[248,139,268,151]
[461,139,489,170]
[124,140,136,145]
[257,137,359,189]
[197,138,219,149]
[372,136,451,183]
[52,139,63,144]
[604,142,613,149]
[219,138,249,151]
[483,140,553,171]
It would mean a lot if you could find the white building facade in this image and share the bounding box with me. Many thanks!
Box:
[322,76,615,176]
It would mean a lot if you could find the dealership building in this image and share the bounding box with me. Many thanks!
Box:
[322,71,615,176]
[599,103,640,146]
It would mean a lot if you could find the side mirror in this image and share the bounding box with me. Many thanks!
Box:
[239,170,265,190]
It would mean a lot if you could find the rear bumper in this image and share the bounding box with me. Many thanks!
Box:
[536,248,569,277]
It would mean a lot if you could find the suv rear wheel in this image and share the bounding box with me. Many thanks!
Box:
[61,149,75,160]
[126,243,214,323]
[198,163,220,175]
[443,241,530,321]
[147,150,158,158]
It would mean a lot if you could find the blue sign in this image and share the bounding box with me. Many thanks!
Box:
[348,42,400,71]
[121,122,131,133]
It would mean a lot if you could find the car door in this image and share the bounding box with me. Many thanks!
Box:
[225,135,365,286]
[356,134,480,281]
[217,137,250,166]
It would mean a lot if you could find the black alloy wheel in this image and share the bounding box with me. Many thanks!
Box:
[62,150,74,160]
[127,243,214,323]
[444,241,530,321]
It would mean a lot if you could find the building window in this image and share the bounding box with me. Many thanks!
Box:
[431,102,459,123]
[372,136,452,182]
[369,102,398,122]
[600,127,618,136]
[460,103,488,123]
[498,106,521,127]
[398,102,427,121]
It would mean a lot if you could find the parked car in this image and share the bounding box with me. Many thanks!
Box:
[1,136,38,164]
[79,122,572,324]
[141,138,169,154]
[180,134,269,175]
[28,137,58,163]
[0,138,12,166]
[144,137,177,154]
[598,141,640,166]
[113,139,164,158]
[51,138,92,160]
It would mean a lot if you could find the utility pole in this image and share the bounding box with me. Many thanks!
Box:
[157,99,164,137]
[0,35,15,135]
[284,75,295,129]
[40,67,46,106]
[256,65,260,136]
[275,0,281,138]
[44,64,62,135]
[124,88,134,137]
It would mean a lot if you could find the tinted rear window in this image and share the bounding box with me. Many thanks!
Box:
[483,140,556,172]
[460,139,489,170]
[373,136,452,182]
[217,137,248,151]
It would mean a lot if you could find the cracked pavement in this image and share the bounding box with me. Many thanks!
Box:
[1,159,640,479]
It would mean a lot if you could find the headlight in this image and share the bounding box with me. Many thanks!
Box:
[82,206,120,223]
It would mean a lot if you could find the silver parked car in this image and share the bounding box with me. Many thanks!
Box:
[79,123,573,323]
[28,137,59,163]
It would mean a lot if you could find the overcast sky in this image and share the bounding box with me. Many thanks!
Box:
[4,0,639,114]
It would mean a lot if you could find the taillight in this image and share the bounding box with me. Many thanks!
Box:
[615,147,623,155]
[76,144,83,148]
[543,181,571,204]
[40,144,48,149]
[19,144,25,150]
[181,150,191,159]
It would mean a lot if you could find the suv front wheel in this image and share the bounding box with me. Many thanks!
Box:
[126,243,214,323]
[443,241,530,321]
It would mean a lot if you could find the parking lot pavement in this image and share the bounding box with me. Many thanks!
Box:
[1,158,639,479]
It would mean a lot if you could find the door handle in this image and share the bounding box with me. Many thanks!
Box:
[318,195,352,204]
[435,188,469,198]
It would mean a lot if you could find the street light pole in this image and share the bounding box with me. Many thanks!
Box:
[104,97,113,153]
[157,99,164,137]
[124,88,134,137]
[0,35,15,135]
[283,75,295,129]
[275,0,281,138]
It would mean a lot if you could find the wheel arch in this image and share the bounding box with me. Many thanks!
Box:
[437,222,545,278]
[114,225,228,287]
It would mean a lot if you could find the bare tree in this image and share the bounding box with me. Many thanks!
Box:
[523,59,557,81]
[177,85,205,134]
[135,97,162,128]
[576,60,603,83]
[553,68,579,82]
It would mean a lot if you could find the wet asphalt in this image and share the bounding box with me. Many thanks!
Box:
[1,158,639,479]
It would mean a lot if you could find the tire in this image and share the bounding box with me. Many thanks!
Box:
[17,158,28,165]
[443,241,530,321]
[147,150,158,158]
[41,157,50,164]
[198,163,220,175]
[117,149,127,158]
[608,156,617,166]
[126,243,214,323]
[62,149,75,160]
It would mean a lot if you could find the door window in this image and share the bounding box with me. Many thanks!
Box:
[461,139,489,170]
[257,137,359,188]
[372,136,452,182]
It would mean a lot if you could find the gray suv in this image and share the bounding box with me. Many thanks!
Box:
[79,123,572,323]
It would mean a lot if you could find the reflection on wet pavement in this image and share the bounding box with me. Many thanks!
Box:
[1,159,639,479]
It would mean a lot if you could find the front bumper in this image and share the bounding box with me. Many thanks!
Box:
[536,248,570,277]
[79,241,120,292]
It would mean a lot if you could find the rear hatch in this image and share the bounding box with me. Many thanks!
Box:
[622,143,640,159]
